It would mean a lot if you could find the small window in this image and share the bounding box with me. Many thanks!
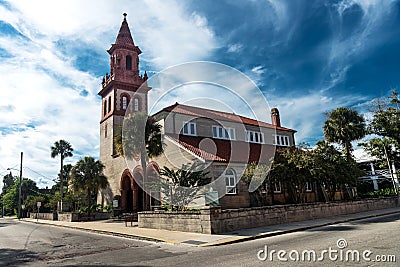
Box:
[104,124,108,138]
[230,129,235,140]
[212,126,235,140]
[103,99,107,116]
[273,182,282,193]
[134,98,139,111]
[126,55,132,70]
[274,135,290,146]
[182,122,196,136]
[225,169,237,194]
[122,96,127,110]
[108,96,112,113]
[305,182,312,192]
[245,130,264,144]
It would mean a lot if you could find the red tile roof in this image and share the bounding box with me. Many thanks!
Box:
[167,135,227,162]
[167,134,276,163]
[157,103,296,132]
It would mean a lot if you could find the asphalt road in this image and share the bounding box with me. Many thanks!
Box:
[1,213,399,266]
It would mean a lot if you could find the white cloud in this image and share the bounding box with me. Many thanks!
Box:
[0,0,218,189]
[327,0,396,71]
[251,65,266,75]
[268,91,370,143]
[266,0,289,31]
[227,43,243,53]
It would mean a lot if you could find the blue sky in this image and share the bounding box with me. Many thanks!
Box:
[0,0,399,188]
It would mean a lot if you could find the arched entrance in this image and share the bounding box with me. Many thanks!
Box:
[120,169,145,212]
[121,175,133,212]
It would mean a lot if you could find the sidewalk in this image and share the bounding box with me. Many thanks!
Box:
[20,207,400,247]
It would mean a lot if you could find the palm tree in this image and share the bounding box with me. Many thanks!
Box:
[323,107,366,161]
[159,162,210,210]
[69,156,109,215]
[116,112,164,209]
[51,140,73,203]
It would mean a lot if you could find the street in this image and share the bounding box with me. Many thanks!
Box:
[0,213,399,266]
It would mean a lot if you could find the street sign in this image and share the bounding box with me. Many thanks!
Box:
[37,202,41,208]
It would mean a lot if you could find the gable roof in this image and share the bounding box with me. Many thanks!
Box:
[155,102,296,132]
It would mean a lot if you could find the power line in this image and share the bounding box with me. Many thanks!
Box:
[23,166,54,181]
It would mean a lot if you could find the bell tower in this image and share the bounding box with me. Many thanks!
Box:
[98,13,149,205]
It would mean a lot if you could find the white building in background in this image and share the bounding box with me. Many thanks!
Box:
[353,148,398,192]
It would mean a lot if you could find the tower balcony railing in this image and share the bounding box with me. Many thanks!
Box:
[102,73,115,88]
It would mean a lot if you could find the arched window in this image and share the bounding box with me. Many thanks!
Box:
[122,96,128,110]
[108,96,112,113]
[225,168,237,194]
[134,98,139,111]
[126,55,132,70]
[120,94,130,111]
[103,99,107,116]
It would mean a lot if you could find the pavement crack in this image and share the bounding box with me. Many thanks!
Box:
[29,244,138,263]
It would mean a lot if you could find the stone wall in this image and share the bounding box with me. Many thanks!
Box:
[138,197,399,234]
[33,212,111,222]
[59,212,111,222]
[139,211,203,233]
[29,212,57,220]
[55,212,77,222]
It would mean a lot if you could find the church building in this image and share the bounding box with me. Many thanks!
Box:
[98,14,297,212]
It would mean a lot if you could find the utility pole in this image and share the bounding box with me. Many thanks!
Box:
[18,152,23,220]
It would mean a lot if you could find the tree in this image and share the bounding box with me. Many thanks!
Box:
[369,90,400,144]
[268,146,314,204]
[116,112,164,208]
[242,162,272,207]
[359,137,400,168]
[265,143,362,204]
[312,141,362,201]
[158,162,210,210]
[51,140,73,202]
[69,156,109,215]
[50,164,73,196]
[323,107,366,161]
[2,172,15,195]
[2,177,39,216]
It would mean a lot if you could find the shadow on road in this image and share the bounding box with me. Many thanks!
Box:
[0,248,40,265]
[308,225,358,232]
[0,221,15,228]
[352,213,400,224]
[61,266,149,267]
[307,213,400,232]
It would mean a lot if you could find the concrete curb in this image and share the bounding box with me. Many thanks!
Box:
[200,210,400,247]
[20,209,400,247]
[20,220,175,245]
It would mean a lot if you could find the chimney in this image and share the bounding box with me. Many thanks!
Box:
[271,108,281,127]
